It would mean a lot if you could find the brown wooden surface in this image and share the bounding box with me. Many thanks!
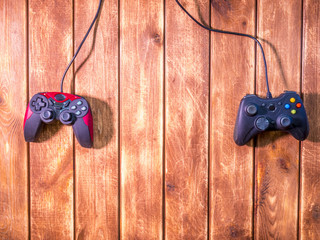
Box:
[300,0,320,239]
[210,0,255,239]
[29,0,74,239]
[255,0,302,239]
[120,0,163,239]
[74,0,119,239]
[165,0,209,238]
[1,0,320,239]
[0,0,28,239]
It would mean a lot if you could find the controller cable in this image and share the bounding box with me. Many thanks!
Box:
[60,0,103,93]
[175,0,272,99]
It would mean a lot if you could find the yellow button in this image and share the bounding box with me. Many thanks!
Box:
[290,98,296,103]
[291,109,297,114]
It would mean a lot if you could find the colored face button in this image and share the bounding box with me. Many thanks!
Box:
[77,101,83,106]
[290,97,296,103]
[291,109,297,115]
[285,104,291,109]
[296,103,302,108]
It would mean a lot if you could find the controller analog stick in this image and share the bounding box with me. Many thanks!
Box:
[255,117,270,131]
[246,104,258,116]
[41,110,54,120]
[61,112,72,122]
[280,116,292,128]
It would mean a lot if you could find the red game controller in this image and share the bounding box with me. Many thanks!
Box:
[24,92,93,148]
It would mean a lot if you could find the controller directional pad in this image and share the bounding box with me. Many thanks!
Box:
[32,97,46,111]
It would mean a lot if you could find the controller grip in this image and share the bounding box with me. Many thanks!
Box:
[234,126,258,146]
[289,119,309,141]
[234,106,259,146]
[72,110,93,148]
[24,109,43,142]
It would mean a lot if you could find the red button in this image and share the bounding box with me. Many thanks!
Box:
[296,103,302,108]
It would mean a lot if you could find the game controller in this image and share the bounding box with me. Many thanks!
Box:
[234,91,309,146]
[24,92,93,148]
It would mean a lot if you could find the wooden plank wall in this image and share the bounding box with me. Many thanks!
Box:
[0,0,319,239]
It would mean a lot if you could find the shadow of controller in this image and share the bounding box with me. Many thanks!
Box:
[82,95,114,150]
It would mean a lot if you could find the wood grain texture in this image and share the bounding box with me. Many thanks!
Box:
[120,0,163,239]
[300,0,320,239]
[255,0,302,239]
[74,0,119,239]
[2,0,320,239]
[29,1,74,239]
[0,0,28,239]
[165,0,209,238]
[210,0,255,239]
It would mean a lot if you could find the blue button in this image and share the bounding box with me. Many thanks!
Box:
[285,104,290,109]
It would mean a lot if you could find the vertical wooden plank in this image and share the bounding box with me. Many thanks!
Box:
[29,1,74,239]
[165,1,209,238]
[0,0,28,239]
[74,0,119,239]
[120,0,163,238]
[300,0,320,239]
[210,0,255,239]
[255,0,302,238]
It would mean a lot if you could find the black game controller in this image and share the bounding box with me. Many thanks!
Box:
[234,91,309,146]
[24,92,93,148]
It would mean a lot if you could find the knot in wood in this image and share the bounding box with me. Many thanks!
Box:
[152,33,161,43]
